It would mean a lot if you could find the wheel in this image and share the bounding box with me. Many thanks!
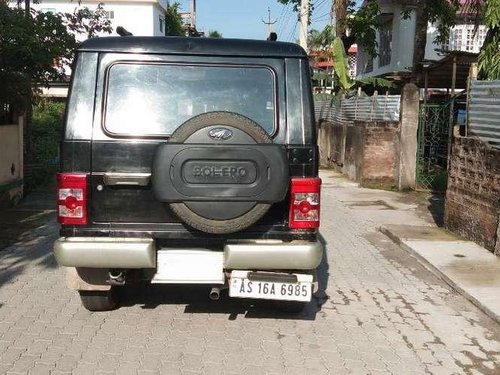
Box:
[152,111,289,234]
[79,290,118,311]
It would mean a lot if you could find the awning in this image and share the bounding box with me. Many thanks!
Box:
[422,51,478,89]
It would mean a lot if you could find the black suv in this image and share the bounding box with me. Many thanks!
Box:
[54,36,322,311]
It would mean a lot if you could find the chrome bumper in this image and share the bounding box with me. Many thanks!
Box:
[54,238,323,270]
[223,241,323,269]
[53,237,156,268]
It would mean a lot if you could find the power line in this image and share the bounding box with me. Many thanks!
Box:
[288,20,298,42]
[276,3,290,37]
[312,17,331,23]
[313,0,329,13]
[275,2,288,25]
[311,12,331,22]
[277,3,294,40]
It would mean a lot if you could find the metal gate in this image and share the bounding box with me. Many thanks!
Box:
[416,100,454,191]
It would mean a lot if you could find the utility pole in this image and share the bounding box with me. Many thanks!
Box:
[262,7,277,36]
[299,0,309,52]
[330,0,335,25]
[190,0,196,27]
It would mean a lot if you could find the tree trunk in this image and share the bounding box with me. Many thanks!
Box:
[412,0,429,82]
[334,0,347,38]
[333,0,354,53]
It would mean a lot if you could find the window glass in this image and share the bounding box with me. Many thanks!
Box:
[104,63,276,136]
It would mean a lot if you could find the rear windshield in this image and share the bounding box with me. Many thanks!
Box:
[104,63,276,136]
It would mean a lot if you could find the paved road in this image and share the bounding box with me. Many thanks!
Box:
[1,172,500,374]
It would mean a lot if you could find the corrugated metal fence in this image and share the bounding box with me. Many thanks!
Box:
[468,80,500,150]
[314,94,401,126]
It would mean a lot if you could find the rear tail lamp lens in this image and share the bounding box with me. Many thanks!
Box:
[289,177,321,229]
[57,173,88,225]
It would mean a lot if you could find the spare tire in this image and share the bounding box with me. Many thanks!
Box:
[152,111,289,234]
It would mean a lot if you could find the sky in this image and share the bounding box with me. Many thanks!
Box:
[176,0,337,42]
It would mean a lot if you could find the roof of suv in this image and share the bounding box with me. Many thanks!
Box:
[78,36,308,58]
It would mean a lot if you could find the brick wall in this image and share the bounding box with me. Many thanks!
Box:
[318,120,401,188]
[445,136,500,254]
[360,121,400,187]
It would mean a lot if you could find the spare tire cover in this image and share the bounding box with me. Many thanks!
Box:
[154,111,288,234]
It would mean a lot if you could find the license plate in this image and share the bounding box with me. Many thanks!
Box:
[229,271,313,302]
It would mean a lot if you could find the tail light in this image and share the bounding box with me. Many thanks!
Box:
[57,173,88,225]
[289,177,321,229]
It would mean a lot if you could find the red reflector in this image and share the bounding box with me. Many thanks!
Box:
[57,173,88,225]
[289,177,321,229]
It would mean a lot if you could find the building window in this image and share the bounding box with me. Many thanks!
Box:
[378,19,392,67]
[159,16,164,33]
[466,25,474,52]
[447,24,488,53]
[449,27,463,51]
[104,10,115,19]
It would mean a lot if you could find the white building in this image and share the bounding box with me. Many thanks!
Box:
[356,0,487,80]
[12,0,169,38]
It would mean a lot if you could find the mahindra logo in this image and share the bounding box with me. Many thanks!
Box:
[208,128,233,140]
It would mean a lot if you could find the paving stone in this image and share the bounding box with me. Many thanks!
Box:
[28,363,53,375]
[0,172,500,374]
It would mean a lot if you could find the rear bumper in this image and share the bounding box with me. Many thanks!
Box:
[54,237,323,270]
[224,241,322,269]
[54,237,156,268]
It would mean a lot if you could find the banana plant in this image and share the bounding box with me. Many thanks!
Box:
[332,37,354,92]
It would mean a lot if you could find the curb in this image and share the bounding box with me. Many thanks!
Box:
[380,225,500,326]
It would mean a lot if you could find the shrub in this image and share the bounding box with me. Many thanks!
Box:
[26,100,65,190]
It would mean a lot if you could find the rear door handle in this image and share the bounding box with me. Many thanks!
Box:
[103,173,151,186]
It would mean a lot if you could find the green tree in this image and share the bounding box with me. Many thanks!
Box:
[0,1,112,154]
[309,25,335,51]
[208,30,223,38]
[64,3,113,39]
[0,3,76,107]
[478,0,500,79]
[165,2,184,36]
[463,0,500,80]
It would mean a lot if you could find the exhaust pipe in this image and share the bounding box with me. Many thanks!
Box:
[108,270,125,286]
[209,287,220,301]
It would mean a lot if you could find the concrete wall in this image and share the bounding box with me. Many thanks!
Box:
[0,118,23,206]
[357,4,416,78]
[445,136,500,255]
[343,123,363,181]
[317,84,419,190]
[317,120,345,168]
